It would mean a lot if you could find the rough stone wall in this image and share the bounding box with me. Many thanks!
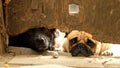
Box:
[0,0,8,54]
[7,0,120,43]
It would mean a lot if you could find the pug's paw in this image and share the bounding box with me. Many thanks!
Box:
[101,50,113,56]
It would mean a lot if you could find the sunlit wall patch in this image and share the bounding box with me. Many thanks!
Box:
[69,4,79,15]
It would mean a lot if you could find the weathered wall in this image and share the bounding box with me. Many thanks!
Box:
[0,0,8,54]
[7,0,120,43]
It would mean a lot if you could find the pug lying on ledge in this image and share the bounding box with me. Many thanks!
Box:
[63,30,120,57]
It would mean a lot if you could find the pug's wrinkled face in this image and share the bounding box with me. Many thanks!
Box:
[69,37,95,57]
[70,43,94,57]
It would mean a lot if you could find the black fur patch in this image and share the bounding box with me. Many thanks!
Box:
[9,27,56,52]
[64,32,69,37]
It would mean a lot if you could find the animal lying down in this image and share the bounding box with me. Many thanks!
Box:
[63,30,120,57]
[9,27,66,53]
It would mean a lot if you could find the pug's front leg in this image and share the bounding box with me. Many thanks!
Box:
[101,49,113,56]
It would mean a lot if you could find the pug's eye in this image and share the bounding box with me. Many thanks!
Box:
[69,37,78,46]
[86,38,95,48]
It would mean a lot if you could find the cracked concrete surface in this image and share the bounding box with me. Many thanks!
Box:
[0,46,120,68]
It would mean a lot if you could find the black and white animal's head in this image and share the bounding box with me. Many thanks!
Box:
[32,28,60,51]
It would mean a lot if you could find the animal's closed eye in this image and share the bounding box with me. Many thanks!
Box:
[69,37,78,46]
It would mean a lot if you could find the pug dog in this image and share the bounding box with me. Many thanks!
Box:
[63,30,120,57]
[63,30,96,57]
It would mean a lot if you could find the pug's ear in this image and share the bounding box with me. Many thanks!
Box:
[86,38,96,48]
[86,33,93,39]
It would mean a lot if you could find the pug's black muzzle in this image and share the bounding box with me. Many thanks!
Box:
[70,43,93,57]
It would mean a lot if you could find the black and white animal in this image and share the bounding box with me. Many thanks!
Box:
[9,27,63,52]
